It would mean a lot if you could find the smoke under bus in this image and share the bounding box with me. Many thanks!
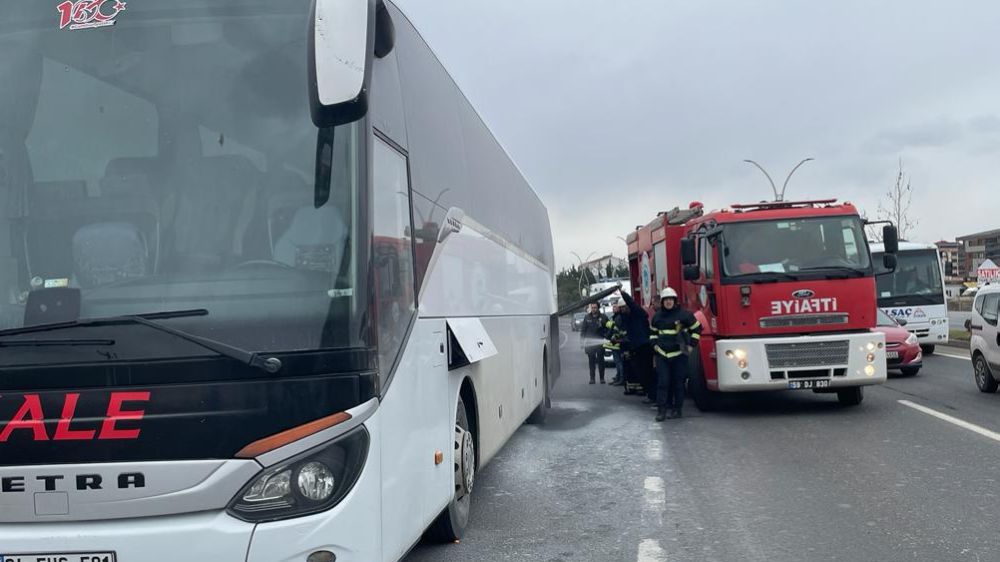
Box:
[0,1,557,561]
[870,242,948,354]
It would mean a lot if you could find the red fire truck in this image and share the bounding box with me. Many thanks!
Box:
[625,199,899,409]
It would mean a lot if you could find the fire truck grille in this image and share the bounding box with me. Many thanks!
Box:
[759,314,849,329]
[765,340,850,369]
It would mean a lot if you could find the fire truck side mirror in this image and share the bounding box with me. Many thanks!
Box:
[882,253,897,272]
[680,238,697,265]
[683,264,700,282]
[882,225,899,254]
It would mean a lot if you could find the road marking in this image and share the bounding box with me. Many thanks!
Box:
[646,439,663,461]
[898,400,1000,443]
[935,351,971,362]
[637,539,668,562]
[559,329,568,349]
[643,476,665,510]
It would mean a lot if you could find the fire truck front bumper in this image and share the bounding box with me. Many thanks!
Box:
[713,332,888,392]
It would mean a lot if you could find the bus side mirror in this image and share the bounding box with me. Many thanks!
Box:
[683,264,700,281]
[309,0,376,128]
[680,238,697,265]
[882,225,899,254]
[882,253,897,272]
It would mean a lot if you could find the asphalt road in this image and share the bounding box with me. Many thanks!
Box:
[405,332,1000,562]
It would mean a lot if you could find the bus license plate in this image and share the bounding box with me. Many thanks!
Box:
[788,380,830,390]
[1,553,116,562]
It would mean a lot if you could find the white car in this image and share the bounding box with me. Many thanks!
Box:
[970,285,1000,392]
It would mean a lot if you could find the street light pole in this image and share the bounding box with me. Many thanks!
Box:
[743,160,779,201]
[743,158,815,202]
[570,251,596,297]
[780,157,814,202]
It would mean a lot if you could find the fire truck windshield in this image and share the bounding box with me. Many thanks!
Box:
[0,0,369,356]
[721,215,872,280]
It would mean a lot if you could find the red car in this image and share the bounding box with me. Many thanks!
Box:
[875,309,923,376]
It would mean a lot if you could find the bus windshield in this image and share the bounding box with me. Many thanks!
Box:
[721,215,871,279]
[875,249,944,305]
[0,1,367,357]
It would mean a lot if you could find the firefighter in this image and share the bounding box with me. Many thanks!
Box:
[617,291,653,396]
[580,302,609,384]
[604,299,628,386]
[651,287,702,421]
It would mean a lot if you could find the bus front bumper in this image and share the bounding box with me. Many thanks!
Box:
[714,332,888,392]
[0,425,382,562]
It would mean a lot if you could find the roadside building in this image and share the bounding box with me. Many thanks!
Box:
[957,229,1000,282]
[580,254,628,279]
[936,240,961,281]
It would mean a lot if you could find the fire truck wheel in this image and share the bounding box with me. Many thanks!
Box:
[836,386,864,406]
[689,349,721,412]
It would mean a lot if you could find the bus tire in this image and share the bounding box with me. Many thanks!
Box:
[837,386,864,406]
[689,349,720,412]
[427,396,475,543]
[526,351,549,425]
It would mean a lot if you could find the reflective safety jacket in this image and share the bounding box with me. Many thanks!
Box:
[602,314,627,351]
[650,306,702,359]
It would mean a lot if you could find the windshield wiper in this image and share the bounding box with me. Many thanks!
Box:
[0,309,282,374]
[0,338,115,348]
[728,271,800,283]
[797,266,867,278]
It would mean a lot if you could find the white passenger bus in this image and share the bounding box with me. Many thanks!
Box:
[0,1,556,561]
[871,242,948,353]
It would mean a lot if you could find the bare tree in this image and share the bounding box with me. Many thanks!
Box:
[874,158,917,241]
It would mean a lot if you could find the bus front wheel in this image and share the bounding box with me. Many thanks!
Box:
[427,396,475,542]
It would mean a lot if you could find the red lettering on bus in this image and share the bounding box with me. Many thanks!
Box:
[98,391,151,440]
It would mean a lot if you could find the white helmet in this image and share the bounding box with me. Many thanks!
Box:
[660,287,678,300]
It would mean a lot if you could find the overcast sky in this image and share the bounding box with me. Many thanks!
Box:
[393,0,1000,269]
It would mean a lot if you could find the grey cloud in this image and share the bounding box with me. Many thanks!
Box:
[394,0,1000,268]
[969,115,1000,133]
[867,119,965,154]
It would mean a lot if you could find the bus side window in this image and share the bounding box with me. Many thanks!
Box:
[372,133,416,380]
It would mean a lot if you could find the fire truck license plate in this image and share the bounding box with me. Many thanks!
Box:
[788,380,830,390]
[1,553,116,562]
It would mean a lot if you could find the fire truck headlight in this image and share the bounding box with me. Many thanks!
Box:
[228,427,369,523]
[864,365,876,377]
[737,359,748,370]
[865,342,877,353]
[867,353,876,363]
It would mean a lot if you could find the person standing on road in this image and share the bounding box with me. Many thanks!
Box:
[651,287,702,421]
[618,291,653,396]
[604,299,628,386]
[580,303,609,384]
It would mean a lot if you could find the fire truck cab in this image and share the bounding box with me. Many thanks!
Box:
[626,200,898,409]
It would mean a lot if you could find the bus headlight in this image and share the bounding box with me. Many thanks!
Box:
[298,462,337,501]
[228,427,369,523]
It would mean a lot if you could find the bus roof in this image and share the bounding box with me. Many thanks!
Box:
[870,241,939,253]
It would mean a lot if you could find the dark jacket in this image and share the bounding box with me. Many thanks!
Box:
[650,305,702,358]
[602,313,628,351]
[619,292,652,350]
[580,311,608,341]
